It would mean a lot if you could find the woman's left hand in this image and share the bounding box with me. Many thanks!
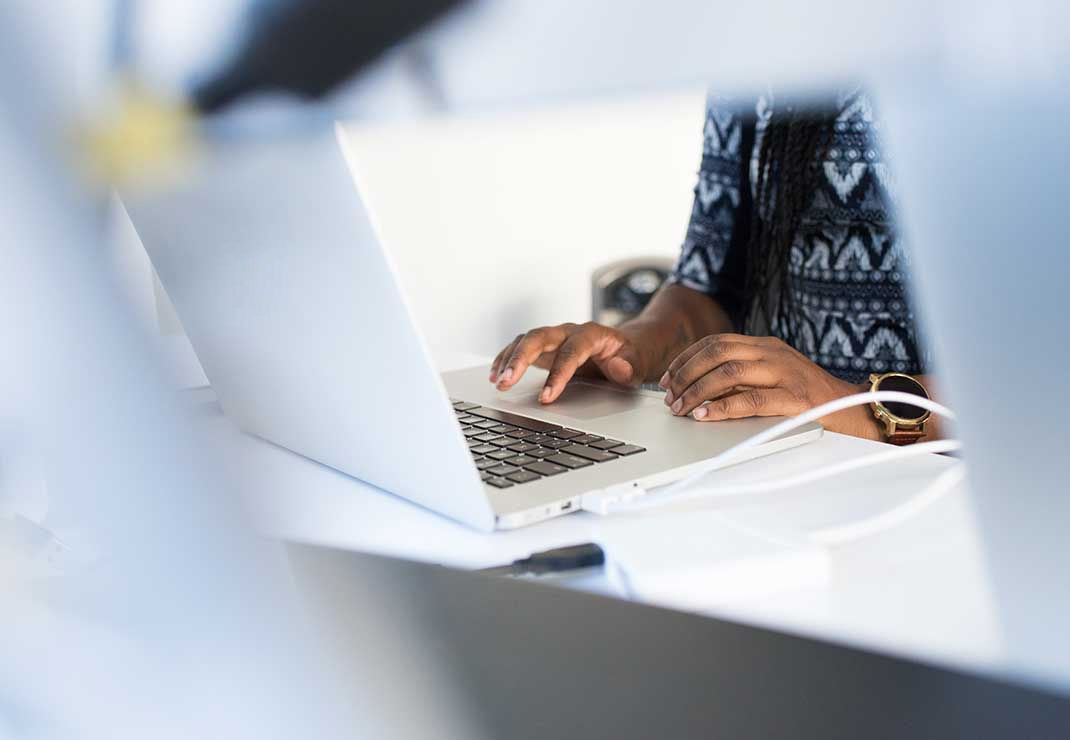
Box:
[658,333,882,440]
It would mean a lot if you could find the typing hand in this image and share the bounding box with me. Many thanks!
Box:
[490,322,646,404]
[659,334,879,438]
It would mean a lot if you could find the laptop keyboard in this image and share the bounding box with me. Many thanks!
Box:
[451,399,646,490]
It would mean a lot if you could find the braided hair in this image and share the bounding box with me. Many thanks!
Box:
[744,103,835,346]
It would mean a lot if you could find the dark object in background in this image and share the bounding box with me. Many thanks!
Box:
[192,0,463,114]
[291,544,1070,740]
[592,256,675,326]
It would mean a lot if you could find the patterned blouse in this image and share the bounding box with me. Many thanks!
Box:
[668,90,928,384]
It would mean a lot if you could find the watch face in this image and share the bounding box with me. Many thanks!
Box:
[878,374,928,421]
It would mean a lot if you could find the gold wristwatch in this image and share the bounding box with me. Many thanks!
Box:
[868,372,930,445]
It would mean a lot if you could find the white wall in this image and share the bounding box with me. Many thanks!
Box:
[342,88,705,359]
[114,88,706,384]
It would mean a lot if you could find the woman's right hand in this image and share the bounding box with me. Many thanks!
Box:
[489,322,648,404]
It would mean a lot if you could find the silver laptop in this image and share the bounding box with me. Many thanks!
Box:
[121,126,820,531]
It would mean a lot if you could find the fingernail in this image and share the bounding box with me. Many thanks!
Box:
[539,387,551,403]
[671,398,683,414]
[692,406,707,420]
[489,371,497,382]
[664,390,674,406]
[500,368,513,383]
[658,372,670,389]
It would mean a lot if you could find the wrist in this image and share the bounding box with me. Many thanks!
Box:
[844,405,885,441]
[820,382,884,441]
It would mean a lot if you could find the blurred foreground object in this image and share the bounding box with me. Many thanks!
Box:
[1,6,482,739]
[191,0,463,114]
[81,0,464,184]
[81,81,195,185]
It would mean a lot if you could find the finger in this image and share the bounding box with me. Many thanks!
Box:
[664,338,765,404]
[540,332,602,403]
[692,387,805,421]
[660,334,760,388]
[531,352,558,370]
[498,326,570,390]
[490,335,523,382]
[670,361,780,416]
[594,354,637,386]
[658,332,766,389]
[493,336,527,382]
[588,335,642,386]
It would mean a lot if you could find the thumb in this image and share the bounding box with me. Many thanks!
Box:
[594,346,642,386]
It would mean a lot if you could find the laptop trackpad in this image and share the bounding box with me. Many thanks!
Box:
[494,380,657,421]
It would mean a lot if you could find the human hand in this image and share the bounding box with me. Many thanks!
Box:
[659,334,881,439]
[490,322,648,404]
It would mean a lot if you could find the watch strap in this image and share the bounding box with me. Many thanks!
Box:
[886,428,927,446]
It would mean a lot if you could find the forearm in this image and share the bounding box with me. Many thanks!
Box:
[617,284,734,381]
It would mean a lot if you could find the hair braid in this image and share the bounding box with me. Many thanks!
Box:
[744,104,834,346]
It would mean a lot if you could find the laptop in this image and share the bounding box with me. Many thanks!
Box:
[121,126,820,531]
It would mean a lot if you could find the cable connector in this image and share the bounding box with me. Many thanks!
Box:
[475,543,605,577]
[580,481,650,515]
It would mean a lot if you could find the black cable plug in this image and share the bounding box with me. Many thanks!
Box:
[476,543,605,577]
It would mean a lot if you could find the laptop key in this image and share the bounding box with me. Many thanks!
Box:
[524,460,567,476]
[490,424,519,434]
[462,428,483,438]
[489,437,515,448]
[527,447,557,458]
[470,443,497,455]
[571,434,604,445]
[540,438,571,449]
[549,428,583,440]
[453,401,481,412]
[458,414,482,424]
[473,419,501,430]
[506,454,538,466]
[528,434,554,445]
[465,407,562,433]
[505,428,535,439]
[506,470,542,484]
[487,449,515,461]
[486,463,521,476]
[612,444,646,456]
[507,441,539,454]
[474,432,503,443]
[546,453,593,469]
[474,458,499,471]
[485,476,513,489]
[590,438,624,450]
[562,444,619,463]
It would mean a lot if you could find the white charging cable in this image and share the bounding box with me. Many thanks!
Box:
[611,438,962,513]
[580,390,958,515]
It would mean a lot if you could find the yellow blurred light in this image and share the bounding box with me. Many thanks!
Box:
[80,82,196,187]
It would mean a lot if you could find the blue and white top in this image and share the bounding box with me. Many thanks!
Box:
[669,90,928,384]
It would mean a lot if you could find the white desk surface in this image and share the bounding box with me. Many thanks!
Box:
[190,350,1003,679]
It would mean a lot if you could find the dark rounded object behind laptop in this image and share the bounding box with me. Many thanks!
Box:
[592,257,675,326]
